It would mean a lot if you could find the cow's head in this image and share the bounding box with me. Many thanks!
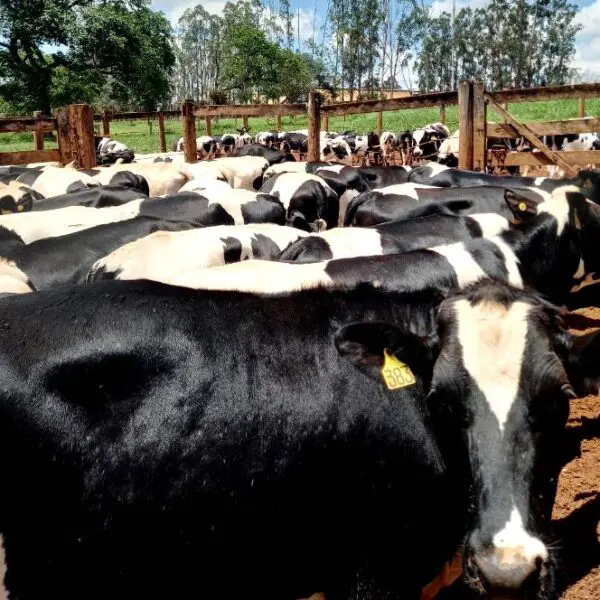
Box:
[0,183,41,213]
[335,279,592,598]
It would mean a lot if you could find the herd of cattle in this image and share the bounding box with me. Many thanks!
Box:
[1,151,600,600]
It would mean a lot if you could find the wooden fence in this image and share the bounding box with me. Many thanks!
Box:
[2,81,600,172]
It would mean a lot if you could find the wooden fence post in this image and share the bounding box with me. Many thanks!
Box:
[182,100,197,163]
[472,81,487,171]
[158,110,167,153]
[276,114,282,130]
[32,111,44,151]
[102,110,110,136]
[579,97,586,118]
[242,115,249,130]
[321,114,329,131]
[307,91,321,163]
[458,80,474,171]
[439,104,446,125]
[56,108,72,166]
[205,116,212,136]
[376,111,383,135]
[56,104,96,168]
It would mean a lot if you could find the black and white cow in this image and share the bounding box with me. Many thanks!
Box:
[0,277,594,598]
[78,170,150,196]
[399,123,450,163]
[16,166,99,197]
[230,144,293,166]
[278,213,509,263]
[30,186,147,211]
[355,165,413,189]
[0,191,285,243]
[88,224,308,282]
[259,172,339,231]
[0,181,43,213]
[343,184,547,227]
[96,137,134,165]
[2,217,194,290]
[280,132,308,154]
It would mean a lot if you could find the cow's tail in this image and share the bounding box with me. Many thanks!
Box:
[343,192,369,227]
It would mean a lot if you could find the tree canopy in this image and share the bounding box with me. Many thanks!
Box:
[0,0,175,113]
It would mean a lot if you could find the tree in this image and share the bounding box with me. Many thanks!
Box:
[0,0,174,113]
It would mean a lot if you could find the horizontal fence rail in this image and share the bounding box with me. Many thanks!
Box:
[2,81,600,171]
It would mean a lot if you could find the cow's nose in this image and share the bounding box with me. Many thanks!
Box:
[471,538,547,589]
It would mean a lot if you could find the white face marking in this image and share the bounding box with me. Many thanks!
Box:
[536,184,580,236]
[455,299,530,432]
[488,237,524,288]
[469,213,510,237]
[493,507,548,562]
[431,243,488,288]
[412,129,426,145]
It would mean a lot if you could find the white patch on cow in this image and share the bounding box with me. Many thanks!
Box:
[166,259,334,294]
[316,164,345,175]
[19,166,98,198]
[196,188,260,225]
[431,243,488,288]
[421,162,450,176]
[338,189,359,226]
[575,257,586,280]
[470,213,511,237]
[0,199,144,244]
[488,237,524,288]
[93,162,188,196]
[92,224,309,282]
[264,162,308,181]
[0,258,33,294]
[438,130,460,159]
[455,298,531,432]
[214,156,268,190]
[537,184,580,235]
[178,179,231,194]
[533,177,546,187]
[493,507,548,560]
[412,129,426,145]
[375,183,435,199]
[315,228,383,259]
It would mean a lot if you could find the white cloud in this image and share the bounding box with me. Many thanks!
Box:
[152,0,227,25]
[573,1,600,76]
[429,0,488,18]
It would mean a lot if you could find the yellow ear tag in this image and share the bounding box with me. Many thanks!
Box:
[381,349,416,390]
[518,202,527,212]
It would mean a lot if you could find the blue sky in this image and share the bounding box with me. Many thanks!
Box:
[151,0,600,76]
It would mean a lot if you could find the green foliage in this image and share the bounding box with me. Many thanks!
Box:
[416,0,582,92]
[0,0,174,113]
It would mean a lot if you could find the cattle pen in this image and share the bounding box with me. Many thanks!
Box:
[3,80,600,173]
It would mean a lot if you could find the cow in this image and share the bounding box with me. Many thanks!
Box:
[30,186,147,211]
[0,165,43,185]
[255,131,279,147]
[16,166,99,197]
[0,192,285,244]
[259,172,339,231]
[355,165,413,189]
[2,217,194,290]
[381,131,397,165]
[399,123,450,164]
[77,170,150,196]
[88,224,309,282]
[81,163,187,197]
[278,213,510,263]
[167,186,589,305]
[212,156,270,190]
[320,137,353,164]
[343,184,548,227]
[230,145,293,166]
[0,276,594,598]
[280,132,309,155]
[96,137,134,165]
[196,135,219,160]
[0,181,43,213]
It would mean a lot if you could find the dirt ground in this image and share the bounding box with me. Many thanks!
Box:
[553,306,600,599]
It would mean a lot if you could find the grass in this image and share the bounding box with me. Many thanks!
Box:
[2,97,600,154]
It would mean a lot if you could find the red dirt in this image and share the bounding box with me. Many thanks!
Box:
[553,306,600,599]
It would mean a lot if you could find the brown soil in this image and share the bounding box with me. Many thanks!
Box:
[548,306,600,599]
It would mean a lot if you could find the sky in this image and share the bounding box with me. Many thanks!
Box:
[151,0,600,77]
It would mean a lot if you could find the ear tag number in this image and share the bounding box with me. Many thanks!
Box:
[381,349,416,390]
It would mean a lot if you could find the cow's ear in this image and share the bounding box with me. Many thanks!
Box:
[565,329,600,397]
[335,321,437,387]
[504,189,538,218]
